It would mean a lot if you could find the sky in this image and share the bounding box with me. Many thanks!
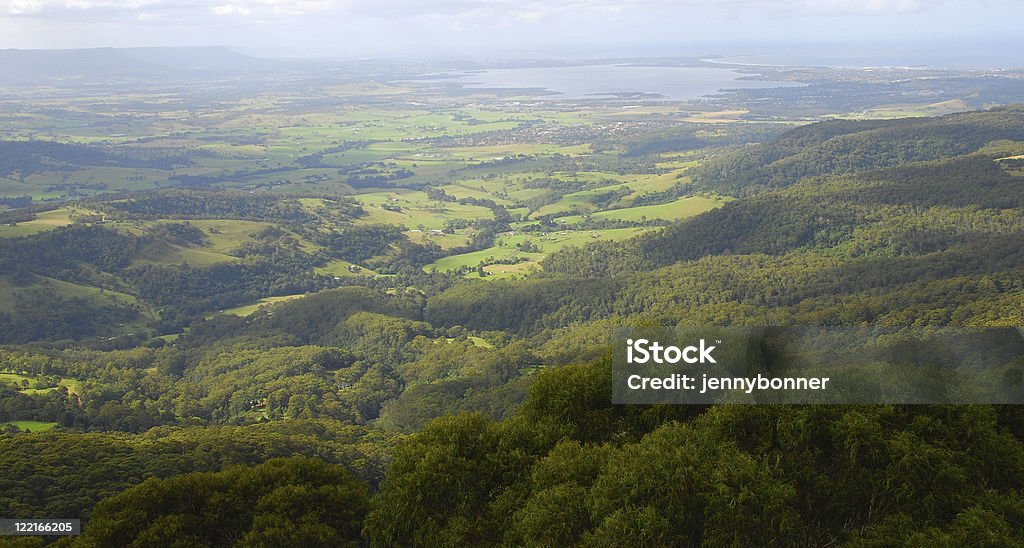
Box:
[0,0,1021,66]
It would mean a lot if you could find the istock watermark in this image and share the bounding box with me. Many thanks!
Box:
[625,338,718,364]
[613,326,1024,405]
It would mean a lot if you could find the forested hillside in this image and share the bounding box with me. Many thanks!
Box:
[363,360,1024,546]
[691,105,1024,195]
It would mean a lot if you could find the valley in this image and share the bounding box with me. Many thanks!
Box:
[0,49,1023,545]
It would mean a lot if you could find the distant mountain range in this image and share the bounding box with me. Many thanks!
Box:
[0,46,281,85]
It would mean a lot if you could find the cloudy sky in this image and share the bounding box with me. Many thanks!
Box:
[0,0,1020,65]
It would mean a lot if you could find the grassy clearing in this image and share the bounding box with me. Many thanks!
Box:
[0,275,139,315]
[0,372,81,396]
[353,189,427,206]
[131,241,238,267]
[620,170,695,197]
[572,195,729,223]
[531,177,640,217]
[481,261,543,279]
[118,218,306,267]
[503,187,551,203]
[406,229,471,250]
[316,260,380,278]
[428,247,545,273]
[220,294,309,317]
[655,159,702,170]
[426,227,650,276]
[435,183,516,205]
[398,159,469,184]
[119,220,305,268]
[0,208,78,238]
[0,372,32,386]
[354,189,493,229]
[187,219,322,253]
[467,336,495,349]
[499,228,650,253]
[525,169,697,219]
[357,204,492,230]
[1,421,57,432]
[59,378,82,395]
[25,378,82,396]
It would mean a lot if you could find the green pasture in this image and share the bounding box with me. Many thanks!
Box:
[427,247,545,273]
[219,294,309,317]
[426,227,650,275]
[125,218,313,267]
[574,195,729,223]
[130,241,237,267]
[316,260,380,278]
[467,336,495,349]
[354,189,493,229]
[1,421,57,432]
[187,220,320,253]
[0,372,82,396]
[406,229,471,250]
[0,275,138,315]
[0,208,79,238]
[533,181,635,217]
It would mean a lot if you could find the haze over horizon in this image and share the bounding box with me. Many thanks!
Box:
[0,0,1021,68]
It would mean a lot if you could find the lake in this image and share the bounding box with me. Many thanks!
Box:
[412,64,803,101]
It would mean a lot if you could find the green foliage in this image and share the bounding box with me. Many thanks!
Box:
[129,259,329,325]
[145,222,207,246]
[0,290,139,343]
[365,361,1024,546]
[545,153,1023,280]
[186,286,424,346]
[0,421,396,522]
[363,413,532,546]
[425,278,621,334]
[0,224,140,274]
[321,224,405,263]
[78,457,368,547]
[694,105,1024,195]
[94,189,358,223]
